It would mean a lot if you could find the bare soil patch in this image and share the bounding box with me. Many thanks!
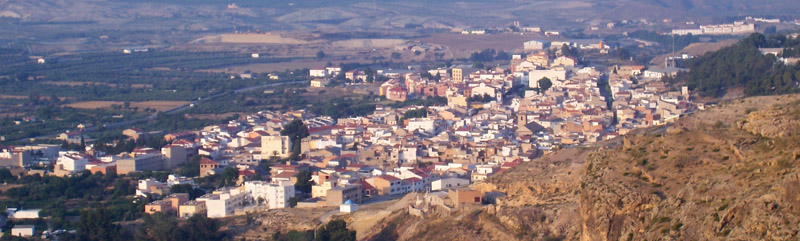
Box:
[65,101,189,112]
[415,32,545,53]
[649,39,739,66]
[192,33,316,45]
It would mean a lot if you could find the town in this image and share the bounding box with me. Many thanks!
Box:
[0,36,703,237]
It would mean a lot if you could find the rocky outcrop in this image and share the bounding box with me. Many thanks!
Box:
[580,94,800,241]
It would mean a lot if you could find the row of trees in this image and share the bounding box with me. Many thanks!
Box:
[469,49,511,62]
[468,94,495,103]
[271,219,356,241]
[70,210,223,241]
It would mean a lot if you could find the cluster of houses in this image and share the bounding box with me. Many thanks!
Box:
[0,39,704,221]
[308,66,370,88]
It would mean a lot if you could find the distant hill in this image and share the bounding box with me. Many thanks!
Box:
[3,0,800,33]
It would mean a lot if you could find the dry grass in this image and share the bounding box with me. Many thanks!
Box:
[193,33,315,44]
[649,39,738,66]
[415,32,545,53]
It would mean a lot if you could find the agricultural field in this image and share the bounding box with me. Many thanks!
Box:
[0,48,313,143]
[415,32,543,53]
[66,101,190,112]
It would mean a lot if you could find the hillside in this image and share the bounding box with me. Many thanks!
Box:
[581,94,800,240]
[3,0,800,51]
[359,93,800,240]
[649,39,738,67]
[674,33,800,97]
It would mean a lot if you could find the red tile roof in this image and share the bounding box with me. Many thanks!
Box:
[359,180,375,190]
[274,171,297,179]
[239,170,256,176]
[379,175,400,181]
[200,157,219,165]
[404,177,422,183]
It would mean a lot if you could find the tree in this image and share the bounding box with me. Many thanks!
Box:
[281,119,309,160]
[288,197,299,208]
[134,213,223,241]
[179,155,203,177]
[316,51,326,59]
[77,209,125,241]
[674,33,800,97]
[294,170,313,194]
[538,77,553,94]
[272,230,313,241]
[181,214,224,241]
[314,219,356,241]
[468,94,494,103]
[220,167,239,186]
[169,183,206,199]
[135,212,179,241]
[112,179,133,197]
[0,168,17,183]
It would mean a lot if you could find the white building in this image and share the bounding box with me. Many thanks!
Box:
[261,135,292,158]
[197,188,247,218]
[470,83,496,97]
[339,200,359,213]
[431,177,470,191]
[310,69,327,77]
[10,209,41,219]
[405,118,435,134]
[552,56,577,68]
[529,70,567,88]
[310,78,330,88]
[244,180,295,209]
[167,174,194,187]
[643,67,685,79]
[11,225,35,237]
[671,29,703,36]
[700,22,754,35]
[523,40,548,50]
[56,152,88,172]
[325,67,342,76]
[136,178,164,197]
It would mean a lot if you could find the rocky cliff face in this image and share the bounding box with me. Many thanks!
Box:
[371,94,800,241]
[474,148,588,240]
[580,94,800,240]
